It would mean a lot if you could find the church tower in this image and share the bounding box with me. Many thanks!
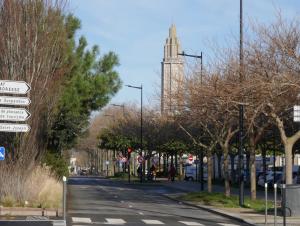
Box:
[161,24,184,115]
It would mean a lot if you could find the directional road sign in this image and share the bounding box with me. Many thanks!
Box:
[138,156,144,163]
[0,123,30,132]
[294,106,300,122]
[0,147,5,160]
[0,107,31,121]
[0,80,31,95]
[0,96,31,106]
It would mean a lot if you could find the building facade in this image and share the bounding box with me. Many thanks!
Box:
[161,24,184,115]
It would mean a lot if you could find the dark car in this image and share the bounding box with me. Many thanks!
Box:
[80,169,88,176]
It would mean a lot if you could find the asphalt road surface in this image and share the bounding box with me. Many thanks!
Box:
[66,177,250,226]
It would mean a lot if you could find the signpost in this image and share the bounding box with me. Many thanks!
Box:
[0,80,31,160]
[294,106,300,122]
[0,80,30,95]
[0,107,31,121]
[138,156,144,164]
[0,123,30,133]
[0,96,30,106]
[0,147,5,160]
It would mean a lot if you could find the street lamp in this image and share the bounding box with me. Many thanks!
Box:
[111,104,125,117]
[238,0,245,207]
[178,51,204,191]
[126,84,143,183]
[178,51,203,84]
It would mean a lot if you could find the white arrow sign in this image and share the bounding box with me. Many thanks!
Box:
[0,80,31,95]
[0,96,31,106]
[0,107,31,121]
[0,123,30,132]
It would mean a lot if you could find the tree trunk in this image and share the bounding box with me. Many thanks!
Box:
[222,144,230,197]
[217,153,222,179]
[175,152,178,174]
[249,137,257,200]
[285,141,293,184]
[230,154,235,184]
[207,152,213,193]
[179,154,183,181]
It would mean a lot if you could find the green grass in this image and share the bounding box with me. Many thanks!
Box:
[179,192,272,212]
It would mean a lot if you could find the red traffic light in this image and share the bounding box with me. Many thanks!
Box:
[128,147,133,153]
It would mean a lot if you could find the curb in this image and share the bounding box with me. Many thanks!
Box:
[163,194,256,226]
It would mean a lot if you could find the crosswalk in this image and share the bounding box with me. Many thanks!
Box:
[71,217,241,225]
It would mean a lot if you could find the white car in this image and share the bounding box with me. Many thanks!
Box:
[184,164,207,181]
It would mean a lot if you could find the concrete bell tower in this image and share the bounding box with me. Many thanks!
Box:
[161,24,184,115]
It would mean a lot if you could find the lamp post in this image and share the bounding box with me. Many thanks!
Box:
[126,84,143,182]
[178,51,203,84]
[111,104,125,117]
[239,0,245,207]
[104,114,115,176]
[178,51,204,191]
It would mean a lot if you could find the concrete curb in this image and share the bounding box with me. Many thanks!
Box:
[0,207,60,217]
[163,194,256,226]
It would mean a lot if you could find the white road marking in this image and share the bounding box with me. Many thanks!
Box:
[218,224,240,226]
[105,218,126,224]
[138,212,144,215]
[142,219,165,224]
[72,217,92,223]
[178,221,204,226]
[129,205,133,208]
[52,220,66,226]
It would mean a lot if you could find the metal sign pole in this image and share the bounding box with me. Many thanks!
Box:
[265,183,268,226]
[62,176,67,221]
[274,183,277,226]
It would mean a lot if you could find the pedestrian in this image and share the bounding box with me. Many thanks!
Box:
[137,164,142,178]
[168,164,176,182]
[150,164,156,180]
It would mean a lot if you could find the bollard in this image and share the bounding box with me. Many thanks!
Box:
[265,183,268,226]
[62,176,67,222]
[274,183,277,226]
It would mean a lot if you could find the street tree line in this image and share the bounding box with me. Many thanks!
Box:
[98,16,300,201]
[0,0,121,203]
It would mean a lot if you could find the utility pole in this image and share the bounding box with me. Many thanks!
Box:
[126,84,143,182]
[239,0,245,207]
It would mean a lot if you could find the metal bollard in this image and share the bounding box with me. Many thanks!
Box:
[265,183,268,226]
[63,176,67,221]
[274,183,277,226]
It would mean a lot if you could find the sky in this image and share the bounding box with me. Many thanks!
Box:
[69,0,300,108]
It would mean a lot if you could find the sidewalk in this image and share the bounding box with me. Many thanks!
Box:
[157,179,300,226]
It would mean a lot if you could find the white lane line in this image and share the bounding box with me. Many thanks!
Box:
[105,218,126,225]
[178,221,204,226]
[72,217,92,223]
[218,224,240,226]
[138,212,144,215]
[142,219,165,224]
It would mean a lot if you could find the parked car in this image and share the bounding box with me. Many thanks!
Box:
[184,164,207,181]
[80,169,88,176]
[257,171,282,187]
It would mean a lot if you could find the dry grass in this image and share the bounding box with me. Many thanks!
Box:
[0,166,62,209]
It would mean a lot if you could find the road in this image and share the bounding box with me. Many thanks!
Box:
[67,177,250,226]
